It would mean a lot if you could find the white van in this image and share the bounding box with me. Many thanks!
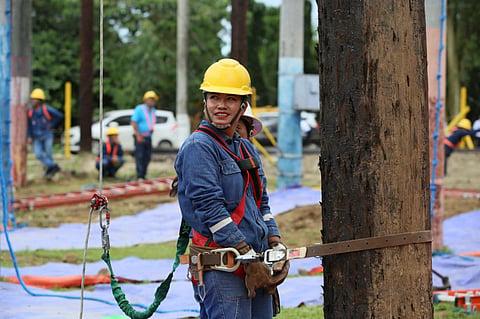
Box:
[66,109,182,152]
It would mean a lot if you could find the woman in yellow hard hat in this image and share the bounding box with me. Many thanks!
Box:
[174,59,288,319]
[444,118,480,174]
[95,125,124,178]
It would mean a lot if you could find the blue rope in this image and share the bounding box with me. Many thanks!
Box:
[0,4,197,315]
[430,0,447,217]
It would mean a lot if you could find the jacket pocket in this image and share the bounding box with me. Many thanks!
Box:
[220,159,243,207]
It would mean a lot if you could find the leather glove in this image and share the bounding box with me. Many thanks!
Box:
[244,259,290,298]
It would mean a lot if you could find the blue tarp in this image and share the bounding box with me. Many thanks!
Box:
[443,209,480,254]
[0,258,324,319]
[2,187,321,251]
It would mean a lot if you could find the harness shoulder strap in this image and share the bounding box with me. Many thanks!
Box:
[42,104,52,121]
[28,105,52,121]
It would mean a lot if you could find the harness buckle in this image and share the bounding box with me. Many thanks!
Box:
[208,248,241,272]
[263,248,287,265]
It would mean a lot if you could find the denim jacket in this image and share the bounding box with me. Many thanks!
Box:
[175,120,280,253]
[27,104,64,139]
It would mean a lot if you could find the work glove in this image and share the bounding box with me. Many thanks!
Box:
[244,259,290,299]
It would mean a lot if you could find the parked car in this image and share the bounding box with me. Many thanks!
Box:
[65,109,181,153]
[254,111,320,146]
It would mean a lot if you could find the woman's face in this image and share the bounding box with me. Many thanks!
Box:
[205,92,244,130]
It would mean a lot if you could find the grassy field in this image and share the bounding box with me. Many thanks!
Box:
[2,150,480,318]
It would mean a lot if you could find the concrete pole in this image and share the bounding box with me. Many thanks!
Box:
[10,0,30,187]
[425,0,446,250]
[277,0,304,189]
[176,0,190,144]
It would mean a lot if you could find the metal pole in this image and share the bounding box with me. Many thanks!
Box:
[176,0,190,145]
[277,0,304,188]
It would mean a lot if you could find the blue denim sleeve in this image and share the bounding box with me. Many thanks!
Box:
[47,105,64,128]
[179,139,246,247]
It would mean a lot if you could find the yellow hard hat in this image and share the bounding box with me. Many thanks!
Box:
[143,90,159,101]
[106,126,119,136]
[241,103,263,136]
[200,58,252,95]
[457,118,472,130]
[30,88,46,100]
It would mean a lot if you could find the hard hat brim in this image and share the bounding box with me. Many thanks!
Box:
[242,114,263,136]
[200,85,252,96]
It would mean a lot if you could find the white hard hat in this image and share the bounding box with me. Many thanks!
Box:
[241,103,263,137]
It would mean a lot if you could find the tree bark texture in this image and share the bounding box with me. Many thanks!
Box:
[318,1,432,318]
[79,0,93,152]
[231,0,248,65]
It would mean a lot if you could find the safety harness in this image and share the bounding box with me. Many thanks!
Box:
[27,104,52,121]
[96,138,119,163]
[192,125,263,249]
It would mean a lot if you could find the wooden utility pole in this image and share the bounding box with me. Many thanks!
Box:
[230,0,248,65]
[176,0,190,141]
[10,0,31,186]
[79,0,93,152]
[318,1,432,318]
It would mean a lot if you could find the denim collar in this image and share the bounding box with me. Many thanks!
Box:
[199,120,240,144]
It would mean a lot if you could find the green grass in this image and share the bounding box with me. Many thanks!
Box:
[1,241,177,267]
[434,302,480,318]
[276,305,323,318]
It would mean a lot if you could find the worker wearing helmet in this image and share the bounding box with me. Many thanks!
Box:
[27,88,64,179]
[444,118,480,174]
[95,125,124,178]
[175,59,288,319]
[131,90,158,179]
[236,102,263,140]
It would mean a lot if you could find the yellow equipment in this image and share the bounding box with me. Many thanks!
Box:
[200,58,252,95]
[456,118,472,130]
[106,126,119,136]
[30,88,46,101]
[143,90,159,101]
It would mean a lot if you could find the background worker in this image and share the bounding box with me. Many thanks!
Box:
[444,118,480,174]
[175,59,289,319]
[131,90,158,180]
[236,102,263,140]
[96,126,124,178]
[27,88,63,179]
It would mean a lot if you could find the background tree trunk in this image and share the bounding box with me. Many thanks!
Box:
[231,0,248,65]
[79,0,93,152]
[318,1,432,318]
[446,13,459,120]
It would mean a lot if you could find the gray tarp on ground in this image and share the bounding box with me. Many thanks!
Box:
[2,187,321,251]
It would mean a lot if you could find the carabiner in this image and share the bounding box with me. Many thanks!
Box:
[209,247,241,272]
[99,206,110,230]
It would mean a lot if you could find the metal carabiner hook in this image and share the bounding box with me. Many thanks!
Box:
[98,206,110,230]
